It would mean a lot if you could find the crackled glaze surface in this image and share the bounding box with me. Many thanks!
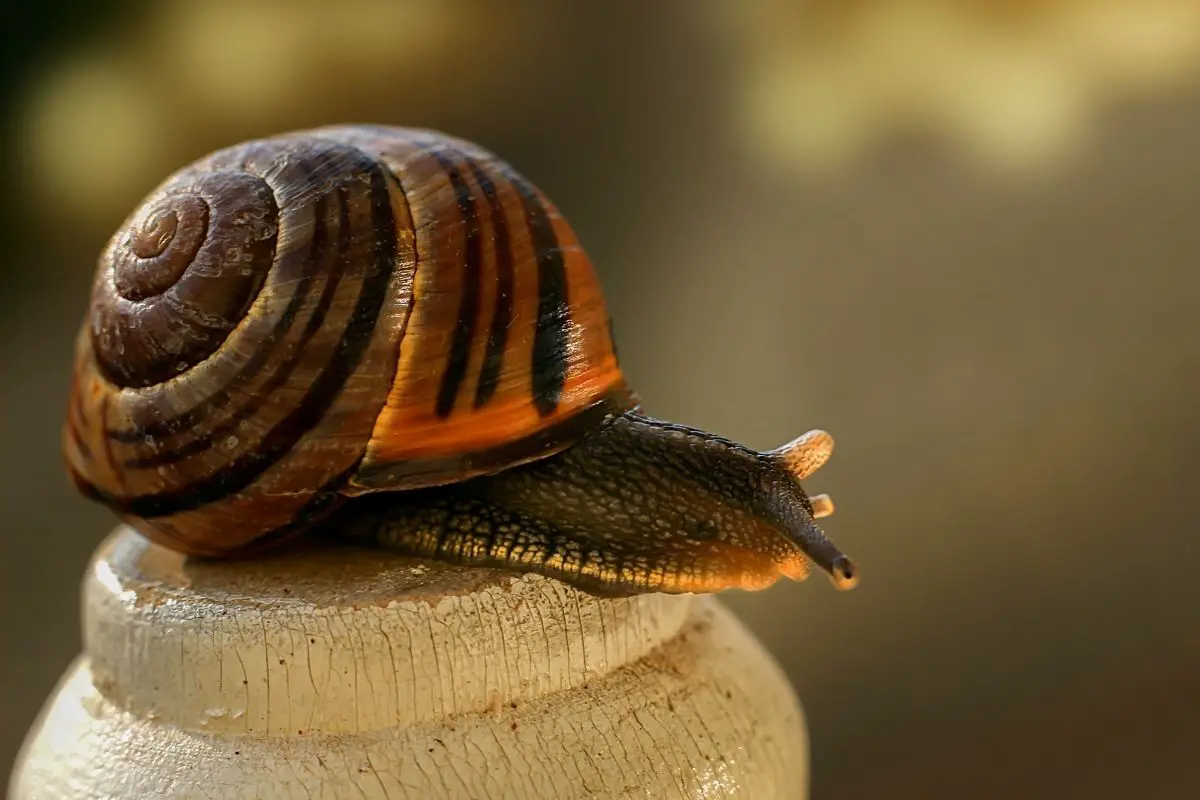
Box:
[11,527,809,799]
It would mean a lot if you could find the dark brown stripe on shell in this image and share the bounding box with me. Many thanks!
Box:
[433,152,483,419]
[206,461,365,557]
[506,168,569,417]
[67,419,91,461]
[471,160,513,409]
[67,376,92,460]
[98,393,123,491]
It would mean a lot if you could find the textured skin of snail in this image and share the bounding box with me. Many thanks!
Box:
[64,124,857,596]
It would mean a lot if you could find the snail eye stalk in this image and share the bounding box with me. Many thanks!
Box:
[770,429,834,480]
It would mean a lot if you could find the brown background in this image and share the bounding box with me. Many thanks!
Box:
[2,2,1198,797]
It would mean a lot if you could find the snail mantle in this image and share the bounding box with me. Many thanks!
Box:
[11,527,810,799]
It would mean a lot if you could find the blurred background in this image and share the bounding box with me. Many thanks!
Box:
[2,0,1199,796]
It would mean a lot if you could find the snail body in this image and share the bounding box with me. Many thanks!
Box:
[64,125,856,595]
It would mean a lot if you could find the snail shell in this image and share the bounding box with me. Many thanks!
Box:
[65,126,634,556]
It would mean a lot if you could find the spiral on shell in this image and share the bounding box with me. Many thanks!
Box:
[92,173,274,387]
[90,136,400,392]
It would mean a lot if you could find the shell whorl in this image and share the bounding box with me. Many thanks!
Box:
[90,171,276,388]
[65,126,631,556]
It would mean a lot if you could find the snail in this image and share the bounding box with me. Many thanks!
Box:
[63,125,857,597]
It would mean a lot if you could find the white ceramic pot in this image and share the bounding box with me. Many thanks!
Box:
[10,527,808,799]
